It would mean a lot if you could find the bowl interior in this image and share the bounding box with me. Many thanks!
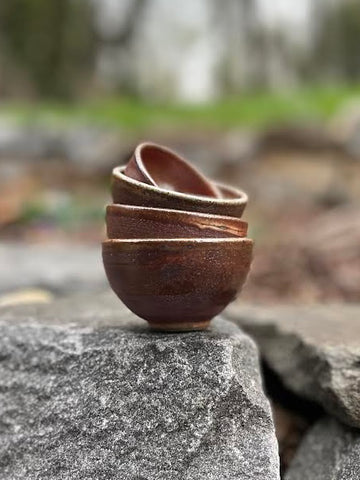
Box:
[131,143,220,197]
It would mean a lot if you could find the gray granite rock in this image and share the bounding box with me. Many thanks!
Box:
[0,243,106,295]
[286,417,360,480]
[0,293,280,480]
[226,304,360,428]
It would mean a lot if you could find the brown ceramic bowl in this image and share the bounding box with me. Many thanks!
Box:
[124,142,221,197]
[102,238,253,331]
[111,167,248,218]
[106,204,248,239]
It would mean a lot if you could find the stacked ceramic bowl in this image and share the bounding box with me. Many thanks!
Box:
[102,142,253,331]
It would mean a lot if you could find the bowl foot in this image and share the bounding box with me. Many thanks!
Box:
[149,319,210,332]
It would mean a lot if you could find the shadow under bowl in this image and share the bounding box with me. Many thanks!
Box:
[102,238,253,331]
[124,142,221,197]
[106,204,248,239]
[111,166,248,218]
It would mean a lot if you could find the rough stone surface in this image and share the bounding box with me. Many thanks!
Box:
[0,243,106,295]
[0,293,280,480]
[226,304,360,428]
[286,417,360,480]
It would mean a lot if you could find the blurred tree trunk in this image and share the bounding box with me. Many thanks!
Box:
[0,0,95,99]
[311,0,360,82]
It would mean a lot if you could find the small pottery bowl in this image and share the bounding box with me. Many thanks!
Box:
[124,142,220,197]
[111,167,248,218]
[102,238,253,331]
[106,204,248,239]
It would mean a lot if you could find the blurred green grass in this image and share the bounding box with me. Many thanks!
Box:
[2,84,360,130]
[20,199,104,228]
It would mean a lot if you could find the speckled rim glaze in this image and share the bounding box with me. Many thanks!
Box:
[112,166,248,206]
[133,142,156,185]
[132,142,221,197]
[106,204,248,237]
[103,238,253,246]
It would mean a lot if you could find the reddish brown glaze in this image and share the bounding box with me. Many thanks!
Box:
[112,166,248,218]
[104,142,253,331]
[102,238,253,331]
[106,204,248,239]
[124,142,220,197]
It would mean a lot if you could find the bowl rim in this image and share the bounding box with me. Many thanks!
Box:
[106,203,248,226]
[102,237,253,245]
[112,166,248,206]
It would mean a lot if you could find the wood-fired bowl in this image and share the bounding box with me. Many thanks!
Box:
[102,238,253,331]
[111,166,248,218]
[106,204,248,239]
[124,142,220,197]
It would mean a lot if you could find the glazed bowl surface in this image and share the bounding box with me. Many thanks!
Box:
[112,166,248,218]
[106,204,248,239]
[102,238,253,331]
[124,142,220,197]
